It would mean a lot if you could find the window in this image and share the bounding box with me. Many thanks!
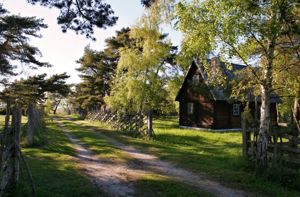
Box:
[192,75,199,84]
[187,102,194,115]
[233,104,240,116]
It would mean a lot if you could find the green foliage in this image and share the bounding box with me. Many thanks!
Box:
[59,116,213,197]
[176,0,299,89]
[25,0,160,40]
[26,0,117,40]
[0,6,50,76]
[9,117,102,196]
[176,0,299,137]
[167,76,184,112]
[105,0,177,114]
[278,97,295,122]
[72,116,300,196]
[2,73,70,105]
[74,28,134,111]
[75,48,109,110]
[230,67,260,101]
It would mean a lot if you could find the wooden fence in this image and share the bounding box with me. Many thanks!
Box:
[243,123,300,169]
[85,110,154,137]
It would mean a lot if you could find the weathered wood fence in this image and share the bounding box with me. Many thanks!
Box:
[0,106,36,196]
[243,122,300,169]
[85,110,154,137]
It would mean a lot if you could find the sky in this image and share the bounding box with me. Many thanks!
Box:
[2,0,182,84]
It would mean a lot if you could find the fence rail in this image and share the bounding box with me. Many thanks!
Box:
[85,111,153,136]
[243,124,300,168]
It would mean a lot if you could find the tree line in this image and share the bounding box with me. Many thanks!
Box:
[0,0,155,194]
[0,0,299,195]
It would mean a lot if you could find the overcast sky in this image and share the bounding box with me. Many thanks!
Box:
[3,0,182,84]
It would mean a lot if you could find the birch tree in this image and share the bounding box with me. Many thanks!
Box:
[105,0,176,114]
[176,0,299,167]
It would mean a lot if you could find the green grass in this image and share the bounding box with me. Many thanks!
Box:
[134,174,213,197]
[4,117,103,197]
[0,115,28,130]
[74,116,300,197]
[57,116,213,197]
[3,114,299,196]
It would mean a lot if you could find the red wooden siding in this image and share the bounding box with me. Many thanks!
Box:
[176,61,278,130]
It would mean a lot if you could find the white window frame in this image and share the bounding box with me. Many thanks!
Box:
[187,102,194,115]
[233,103,240,116]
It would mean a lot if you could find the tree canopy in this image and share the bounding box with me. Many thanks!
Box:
[176,0,299,166]
[0,6,50,76]
[105,0,177,114]
[74,28,134,111]
[26,0,157,40]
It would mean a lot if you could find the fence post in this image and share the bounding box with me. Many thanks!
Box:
[242,116,248,158]
[147,110,153,137]
[242,105,253,159]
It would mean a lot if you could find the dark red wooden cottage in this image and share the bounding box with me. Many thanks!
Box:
[175,58,278,130]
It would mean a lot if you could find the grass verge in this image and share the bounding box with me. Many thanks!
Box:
[57,116,213,197]
[73,116,300,197]
[7,117,103,197]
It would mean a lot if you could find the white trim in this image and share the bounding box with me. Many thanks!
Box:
[179,125,241,132]
[232,103,240,116]
[187,102,194,115]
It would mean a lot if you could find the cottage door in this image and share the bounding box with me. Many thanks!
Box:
[215,102,230,129]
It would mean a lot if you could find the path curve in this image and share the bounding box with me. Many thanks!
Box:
[60,120,248,197]
[60,123,151,197]
[92,130,246,197]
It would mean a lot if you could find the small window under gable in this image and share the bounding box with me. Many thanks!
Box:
[233,103,240,116]
[187,102,194,115]
[192,74,199,84]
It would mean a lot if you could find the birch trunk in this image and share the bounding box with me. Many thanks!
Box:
[292,97,299,136]
[256,39,275,168]
[257,85,270,167]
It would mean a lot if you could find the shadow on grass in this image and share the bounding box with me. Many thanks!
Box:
[57,119,217,197]
[14,119,104,197]
[58,116,300,197]
[134,174,214,197]
[62,120,245,177]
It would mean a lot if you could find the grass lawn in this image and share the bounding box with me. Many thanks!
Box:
[58,116,213,197]
[0,116,103,197]
[74,116,300,197]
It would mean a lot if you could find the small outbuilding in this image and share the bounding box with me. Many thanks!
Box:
[175,58,278,130]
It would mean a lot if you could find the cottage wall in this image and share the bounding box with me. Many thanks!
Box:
[176,60,279,130]
[177,62,215,128]
[213,101,242,129]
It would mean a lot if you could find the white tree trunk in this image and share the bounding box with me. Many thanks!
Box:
[256,37,275,168]
[257,84,270,167]
[292,97,300,136]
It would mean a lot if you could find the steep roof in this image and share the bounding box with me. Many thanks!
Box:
[194,58,246,100]
[175,58,280,103]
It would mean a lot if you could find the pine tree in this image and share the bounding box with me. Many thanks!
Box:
[0,6,50,76]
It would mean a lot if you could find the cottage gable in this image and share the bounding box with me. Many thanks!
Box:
[175,58,279,130]
[176,58,245,102]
